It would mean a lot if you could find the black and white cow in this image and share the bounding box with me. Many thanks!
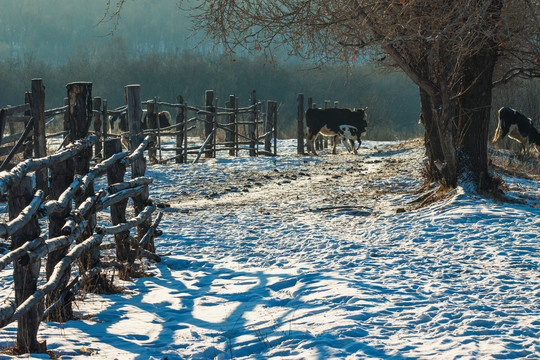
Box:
[492,107,540,154]
[305,108,367,155]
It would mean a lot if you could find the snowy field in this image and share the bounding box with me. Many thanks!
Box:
[1,139,539,359]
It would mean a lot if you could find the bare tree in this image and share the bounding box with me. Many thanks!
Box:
[105,0,539,190]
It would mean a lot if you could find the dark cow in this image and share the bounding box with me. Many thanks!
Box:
[142,110,172,130]
[109,110,172,149]
[305,108,367,155]
[109,110,172,132]
[492,107,540,154]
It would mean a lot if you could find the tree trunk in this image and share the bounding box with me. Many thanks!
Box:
[420,88,444,182]
[456,47,498,191]
[420,90,458,188]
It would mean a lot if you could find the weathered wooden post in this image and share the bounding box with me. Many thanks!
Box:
[104,138,132,279]
[175,95,185,163]
[0,108,6,143]
[9,175,46,353]
[125,85,153,252]
[265,101,277,155]
[212,97,218,156]
[204,90,215,158]
[23,93,32,159]
[46,150,75,322]
[126,84,143,152]
[66,82,98,273]
[234,98,240,156]
[93,97,102,159]
[334,101,339,108]
[225,95,236,156]
[249,90,257,157]
[147,100,158,163]
[297,93,305,155]
[31,79,47,195]
[102,99,109,140]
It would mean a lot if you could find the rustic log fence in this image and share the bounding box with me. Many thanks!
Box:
[105,89,278,164]
[0,80,161,355]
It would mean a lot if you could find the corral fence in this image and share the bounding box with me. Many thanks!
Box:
[106,89,278,164]
[0,79,162,354]
[295,93,345,155]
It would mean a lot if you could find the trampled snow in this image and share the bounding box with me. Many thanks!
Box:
[1,139,539,359]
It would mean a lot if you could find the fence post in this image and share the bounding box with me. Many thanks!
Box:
[204,90,215,158]
[31,79,48,195]
[125,84,143,151]
[93,97,102,159]
[0,108,6,144]
[105,138,133,279]
[147,100,158,163]
[265,101,277,155]
[66,82,99,274]
[297,93,305,155]
[102,99,109,141]
[23,93,32,159]
[46,152,75,322]
[175,95,185,164]
[248,90,257,157]
[126,85,153,252]
[9,175,46,353]
[226,95,236,156]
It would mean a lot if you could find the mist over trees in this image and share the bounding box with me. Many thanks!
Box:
[0,0,536,143]
[0,0,423,139]
[0,43,421,139]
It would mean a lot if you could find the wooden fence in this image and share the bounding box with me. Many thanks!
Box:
[104,89,278,165]
[0,80,161,354]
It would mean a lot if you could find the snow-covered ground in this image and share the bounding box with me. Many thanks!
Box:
[1,139,539,359]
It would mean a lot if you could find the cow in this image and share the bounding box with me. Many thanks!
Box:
[109,110,172,149]
[492,107,540,154]
[142,110,172,130]
[305,108,367,155]
[109,110,172,132]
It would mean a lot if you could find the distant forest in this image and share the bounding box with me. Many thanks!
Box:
[0,0,536,140]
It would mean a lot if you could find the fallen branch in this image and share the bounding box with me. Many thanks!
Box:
[192,130,215,164]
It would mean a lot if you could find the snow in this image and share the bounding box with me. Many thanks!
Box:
[1,139,539,359]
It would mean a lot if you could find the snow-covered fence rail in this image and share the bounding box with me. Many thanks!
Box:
[107,88,278,164]
[0,81,162,356]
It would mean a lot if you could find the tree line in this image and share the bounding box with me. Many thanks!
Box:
[0,43,423,140]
